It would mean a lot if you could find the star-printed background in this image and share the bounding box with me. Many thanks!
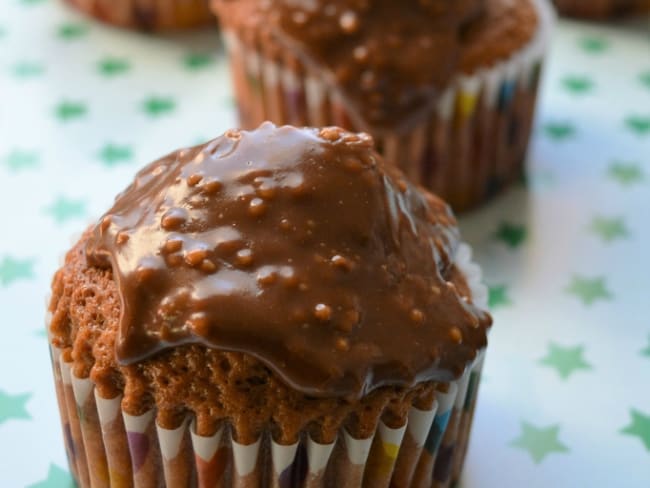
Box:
[1,1,649,487]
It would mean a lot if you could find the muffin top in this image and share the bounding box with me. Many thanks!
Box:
[84,123,490,398]
[214,0,486,130]
[460,0,539,74]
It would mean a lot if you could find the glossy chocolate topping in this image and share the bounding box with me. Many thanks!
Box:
[86,123,490,398]
[216,0,486,130]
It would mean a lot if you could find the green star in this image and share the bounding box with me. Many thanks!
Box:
[488,285,511,309]
[142,96,176,117]
[0,256,35,286]
[55,101,87,121]
[45,196,86,223]
[0,25,5,38]
[510,422,569,463]
[57,22,88,40]
[494,222,527,249]
[562,75,593,94]
[184,52,215,70]
[566,275,612,306]
[640,71,650,90]
[12,61,45,78]
[20,0,47,4]
[580,36,608,54]
[641,335,650,358]
[621,409,650,452]
[625,116,650,135]
[27,464,74,488]
[98,57,131,77]
[539,343,591,380]
[590,216,629,243]
[3,150,39,171]
[98,143,133,167]
[543,122,576,140]
[608,162,644,185]
[0,390,31,424]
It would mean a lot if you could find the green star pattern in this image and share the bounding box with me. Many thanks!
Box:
[0,256,35,286]
[44,196,86,223]
[625,116,650,135]
[98,143,133,167]
[0,390,31,424]
[510,422,569,464]
[543,122,576,140]
[3,150,39,171]
[590,216,629,243]
[98,57,131,77]
[143,96,176,117]
[540,343,591,380]
[27,465,74,488]
[608,162,644,185]
[57,22,88,40]
[562,75,593,94]
[621,410,650,452]
[184,52,215,70]
[494,222,527,248]
[640,71,650,90]
[488,285,511,309]
[566,276,611,305]
[580,36,608,54]
[55,101,87,121]
[12,61,45,78]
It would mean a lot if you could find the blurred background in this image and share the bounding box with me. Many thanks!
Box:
[0,1,649,487]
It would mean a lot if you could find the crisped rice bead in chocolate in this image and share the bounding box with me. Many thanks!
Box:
[82,122,491,399]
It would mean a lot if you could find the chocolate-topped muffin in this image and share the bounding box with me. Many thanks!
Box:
[64,0,214,31]
[553,0,650,18]
[212,0,554,211]
[48,123,491,487]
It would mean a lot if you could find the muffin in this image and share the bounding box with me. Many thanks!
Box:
[212,0,554,211]
[64,0,214,31]
[553,0,650,18]
[47,123,492,487]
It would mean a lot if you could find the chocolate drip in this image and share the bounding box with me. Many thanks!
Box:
[86,123,490,398]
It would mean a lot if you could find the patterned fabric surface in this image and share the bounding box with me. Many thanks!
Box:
[0,1,649,486]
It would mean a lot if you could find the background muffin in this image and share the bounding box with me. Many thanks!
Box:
[553,0,650,18]
[48,123,491,487]
[213,0,554,212]
[63,0,214,31]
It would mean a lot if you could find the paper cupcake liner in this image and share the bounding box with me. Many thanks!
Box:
[553,0,650,18]
[48,244,489,487]
[220,0,554,212]
[63,0,214,31]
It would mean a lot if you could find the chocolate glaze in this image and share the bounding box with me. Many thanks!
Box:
[86,123,490,398]
[216,0,486,130]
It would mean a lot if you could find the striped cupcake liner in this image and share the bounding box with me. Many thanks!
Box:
[552,0,650,18]
[220,0,554,212]
[48,244,490,488]
[63,0,214,31]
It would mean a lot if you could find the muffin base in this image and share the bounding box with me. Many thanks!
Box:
[51,346,485,488]
[553,0,650,18]
[49,243,489,488]
[220,0,553,212]
[64,0,214,31]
